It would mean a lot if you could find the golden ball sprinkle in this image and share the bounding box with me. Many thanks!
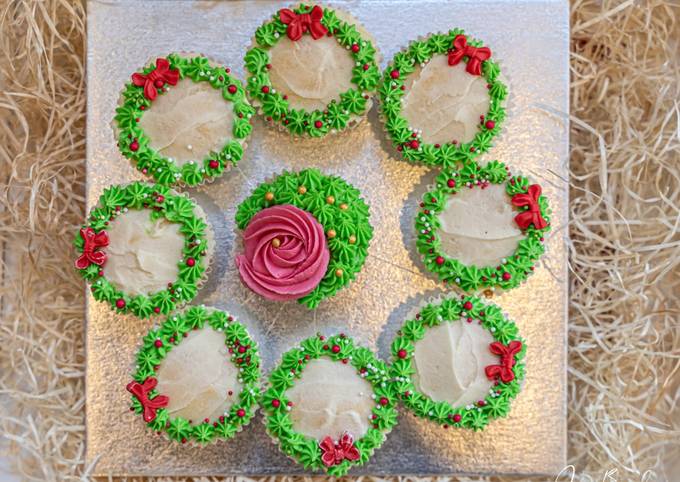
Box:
[339,203,348,210]
[335,269,343,277]
[271,237,281,248]
[264,192,274,201]
[348,235,356,244]
[298,186,307,194]
[326,195,335,204]
[327,229,336,239]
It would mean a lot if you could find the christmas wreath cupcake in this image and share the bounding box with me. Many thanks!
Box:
[416,161,551,292]
[390,295,525,430]
[379,29,507,167]
[244,4,380,136]
[74,182,213,318]
[262,334,397,475]
[126,306,261,444]
[235,169,372,308]
[115,53,254,186]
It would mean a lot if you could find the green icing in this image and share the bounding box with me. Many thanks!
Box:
[235,169,372,309]
[415,161,552,292]
[128,307,261,444]
[389,295,526,430]
[262,334,398,475]
[244,4,379,137]
[75,182,210,318]
[379,30,508,168]
[114,54,255,186]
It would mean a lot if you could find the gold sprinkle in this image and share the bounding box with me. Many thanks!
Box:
[327,229,336,239]
[339,203,348,210]
[271,237,281,248]
[348,235,356,244]
[298,186,307,194]
[335,269,343,277]
[264,192,274,201]
[326,195,335,204]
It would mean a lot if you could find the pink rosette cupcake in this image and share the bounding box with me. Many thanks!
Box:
[234,169,373,308]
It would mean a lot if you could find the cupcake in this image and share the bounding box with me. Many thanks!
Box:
[74,182,214,317]
[244,4,380,136]
[379,29,508,167]
[114,53,254,186]
[415,161,551,293]
[262,334,397,475]
[126,306,261,444]
[390,295,525,430]
[234,169,372,308]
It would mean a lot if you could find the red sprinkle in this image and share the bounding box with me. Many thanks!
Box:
[271,399,281,408]
[331,345,341,353]
[227,84,237,94]
[236,409,246,417]
[314,120,323,128]
[464,301,473,311]
[186,257,196,267]
[154,339,163,348]
[410,140,420,149]
[261,86,270,94]
[115,299,126,309]
[435,256,445,265]
[485,120,496,130]
[351,44,360,53]
[129,140,139,152]
[390,69,400,79]
[447,179,456,188]
[502,272,512,281]
[453,414,462,423]
[209,160,219,169]
[397,349,407,359]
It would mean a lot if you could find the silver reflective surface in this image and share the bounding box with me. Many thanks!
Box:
[86,0,569,476]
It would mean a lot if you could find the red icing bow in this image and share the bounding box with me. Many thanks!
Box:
[319,432,360,467]
[131,58,180,101]
[485,340,522,383]
[448,34,492,76]
[511,184,548,230]
[279,5,328,41]
[126,377,169,423]
[75,227,109,269]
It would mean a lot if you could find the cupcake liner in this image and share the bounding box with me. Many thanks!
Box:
[377,29,510,169]
[75,182,216,318]
[234,168,373,309]
[414,161,552,295]
[243,3,381,138]
[113,52,254,187]
[389,294,526,430]
[260,332,397,476]
[126,305,262,446]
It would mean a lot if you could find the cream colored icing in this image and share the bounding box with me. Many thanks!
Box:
[437,183,523,267]
[155,325,242,422]
[413,320,496,407]
[286,358,374,441]
[268,34,356,111]
[138,78,234,165]
[102,209,184,296]
[401,56,490,145]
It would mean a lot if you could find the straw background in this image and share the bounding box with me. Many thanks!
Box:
[0,0,678,480]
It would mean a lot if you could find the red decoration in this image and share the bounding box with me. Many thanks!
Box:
[447,35,492,76]
[485,340,522,383]
[511,184,548,230]
[279,5,328,41]
[75,227,109,269]
[131,58,180,101]
[319,432,360,467]
[126,377,169,422]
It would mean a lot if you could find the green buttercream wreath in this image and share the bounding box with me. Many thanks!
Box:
[262,334,398,475]
[115,53,255,186]
[74,182,210,318]
[127,306,261,444]
[244,4,380,137]
[416,161,551,292]
[235,169,372,308]
[389,295,525,430]
[379,30,507,168]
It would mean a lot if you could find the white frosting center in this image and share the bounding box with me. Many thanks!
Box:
[413,320,496,407]
[268,35,355,111]
[102,209,184,296]
[156,325,242,422]
[138,78,235,165]
[402,56,490,145]
[437,183,523,267]
[286,358,374,441]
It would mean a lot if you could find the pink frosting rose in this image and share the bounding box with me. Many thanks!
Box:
[235,204,330,301]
